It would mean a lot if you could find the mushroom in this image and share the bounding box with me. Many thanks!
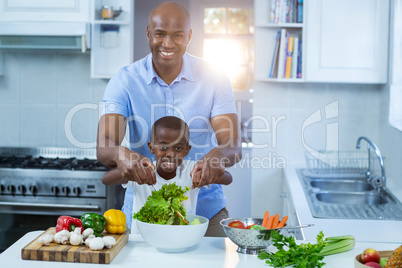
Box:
[102,236,116,249]
[70,233,83,246]
[82,228,94,240]
[85,234,96,247]
[38,234,54,246]
[54,230,70,245]
[88,237,105,251]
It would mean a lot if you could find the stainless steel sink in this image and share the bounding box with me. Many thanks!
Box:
[310,179,374,192]
[297,169,402,220]
[315,192,387,205]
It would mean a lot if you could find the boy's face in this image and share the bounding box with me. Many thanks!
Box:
[148,127,191,178]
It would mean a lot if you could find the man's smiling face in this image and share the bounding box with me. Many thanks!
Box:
[147,3,192,72]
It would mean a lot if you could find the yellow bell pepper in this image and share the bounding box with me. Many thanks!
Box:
[103,209,126,234]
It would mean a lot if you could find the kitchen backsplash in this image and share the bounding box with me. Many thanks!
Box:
[0,51,107,148]
[250,81,386,216]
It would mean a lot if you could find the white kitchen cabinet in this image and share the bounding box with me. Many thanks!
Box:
[0,0,90,22]
[255,0,389,84]
[281,177,303,240]
[0,0,133,79]
[224,147,252,218]
[90,0,134,78]
[254,0,305,83]
[305,0,389,83]
[281,176,299,227]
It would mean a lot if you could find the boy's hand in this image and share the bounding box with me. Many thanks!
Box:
[115,146,156,185]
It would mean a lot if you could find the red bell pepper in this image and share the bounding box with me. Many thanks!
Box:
[55,215,83,233]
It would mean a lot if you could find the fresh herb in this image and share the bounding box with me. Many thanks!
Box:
[133,183,189,225]
[258,231,326,268]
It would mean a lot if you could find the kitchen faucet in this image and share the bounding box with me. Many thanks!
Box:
[356,136,386,190]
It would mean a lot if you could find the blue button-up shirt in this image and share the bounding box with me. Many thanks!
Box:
[102,53,237,228]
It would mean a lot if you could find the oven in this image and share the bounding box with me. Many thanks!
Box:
[0,147,123,252]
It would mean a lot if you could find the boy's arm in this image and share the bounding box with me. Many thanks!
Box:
[102,168,129,186]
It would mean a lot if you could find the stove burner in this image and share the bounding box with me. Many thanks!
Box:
[0,156,109,171]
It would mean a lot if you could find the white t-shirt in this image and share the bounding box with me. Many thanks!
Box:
[122,160,200,232]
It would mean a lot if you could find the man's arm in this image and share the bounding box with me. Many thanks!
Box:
[96,113,156,185]
[191,113,242,187]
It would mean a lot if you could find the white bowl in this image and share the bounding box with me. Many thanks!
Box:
[136,214,209,253]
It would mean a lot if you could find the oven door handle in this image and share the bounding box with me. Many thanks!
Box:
[0,201,100,210]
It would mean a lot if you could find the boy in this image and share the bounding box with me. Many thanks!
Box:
[102,116,232,231]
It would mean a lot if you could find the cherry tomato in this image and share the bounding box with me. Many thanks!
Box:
[228,220,246,229]
[246,224,257,229]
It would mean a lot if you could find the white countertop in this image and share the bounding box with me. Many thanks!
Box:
[0,230,400,268]
[285,167,402,243]
[1,167,401,267]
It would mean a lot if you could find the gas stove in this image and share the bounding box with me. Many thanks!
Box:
[0,147,116,216]
[0,155,107,171]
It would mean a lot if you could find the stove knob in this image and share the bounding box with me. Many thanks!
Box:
[72,187,81,196]
[0,184,5,194]
[7,185,16,194]
[51,186,60,195]
[29,185,38,195]
[18,185,27,194]
[62,186,70,195]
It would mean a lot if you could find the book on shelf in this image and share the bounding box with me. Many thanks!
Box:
[269,0,302,24]
[277,28,287,79]
[270,0,276,23]
[268,30,302,80]
[285,36,294,78]
[269,30,281,78]
[290,36,299,78]
[297,0,303,23]
[274,0,281,24]
[297,39,302,78]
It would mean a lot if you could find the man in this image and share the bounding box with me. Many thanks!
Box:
[97,1,241,236]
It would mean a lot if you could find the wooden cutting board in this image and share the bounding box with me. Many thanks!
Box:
[21,227,129,264]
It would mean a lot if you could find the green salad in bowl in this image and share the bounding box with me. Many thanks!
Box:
[133,183,199,225]
[134,183,208,252]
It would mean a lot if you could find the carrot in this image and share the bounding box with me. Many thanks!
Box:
[175,211,188,224]
[262,211,269,227]
[272,214,280,229]
[276,216,288,229]
[265,215,274,229]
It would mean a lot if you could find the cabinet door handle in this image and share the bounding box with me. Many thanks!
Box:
[280,192,288,198]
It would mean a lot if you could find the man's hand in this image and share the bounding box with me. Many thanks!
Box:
[190,153,225,188]
[191,113,241,188]
[114,146,156,185]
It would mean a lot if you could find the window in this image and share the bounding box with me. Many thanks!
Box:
[201,5,254,91]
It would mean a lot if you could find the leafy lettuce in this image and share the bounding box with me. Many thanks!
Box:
[133,182,190,225]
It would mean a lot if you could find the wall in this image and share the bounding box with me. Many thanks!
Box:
[378,86,402,194]
[251,82,382,217]
[0,51,107,148]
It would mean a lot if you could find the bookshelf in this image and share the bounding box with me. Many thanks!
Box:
[255,0,389,84]
[254,0,304,83]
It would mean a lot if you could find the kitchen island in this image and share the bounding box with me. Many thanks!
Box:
[0,230,400,267]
